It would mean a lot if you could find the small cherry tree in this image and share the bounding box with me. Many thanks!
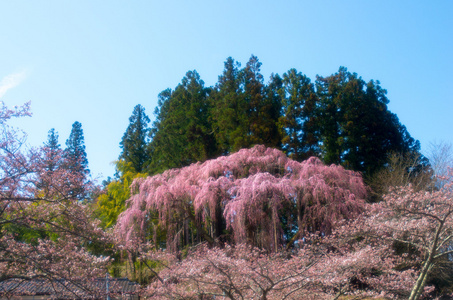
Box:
[0,102,110,293]
[370,180,453,300]
[310,175,453,299]
[141,231,416,299]
[145,243,330,300]
[307,221,420,299]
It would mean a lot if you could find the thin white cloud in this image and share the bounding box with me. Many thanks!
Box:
[0,70,29,99]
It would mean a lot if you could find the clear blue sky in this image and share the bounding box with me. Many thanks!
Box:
[1,1,452,180]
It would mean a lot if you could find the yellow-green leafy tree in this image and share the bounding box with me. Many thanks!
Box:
[96,160,147,229]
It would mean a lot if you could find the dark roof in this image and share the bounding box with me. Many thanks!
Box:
[0,278,140,299]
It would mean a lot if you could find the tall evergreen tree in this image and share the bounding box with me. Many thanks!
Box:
[279,68,319,160]
[261,73,283,148]
[243,55,281,148]
[315,67,421,176]
[64,121,89,199]
[315,70,344,165]
[44,128,60,150]
[149,71,215,174]
[119,104,151,173]
[36,128,64,194]
[43,128,61,172]
[210,57,250,153]
[65,121,89,174]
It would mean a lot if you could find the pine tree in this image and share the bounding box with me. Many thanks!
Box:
[43,128,61,172]
[65,121,89,174]
[210,57,250,153]
[263,73,284,148]
[315,67,421,177]
[44,128,60,150]
[64,121,89,199]
[243,55,281,148]
[119,104,151,173]
[149,71,215,174]
[279,68,319,160]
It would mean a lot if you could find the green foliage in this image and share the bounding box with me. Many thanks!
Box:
[244,55,282,148]
[148,70,216,174]
[44,128,60,151]
[114,56,422,181]
[210,56,250,153]
[119,104,151,173]
[64,121,89,175]
[96,160,147,228]
[315,67,421,177]
[63,121,90,200]
[279,68,319,160]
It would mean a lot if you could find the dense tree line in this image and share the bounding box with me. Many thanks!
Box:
[120,55,421,180]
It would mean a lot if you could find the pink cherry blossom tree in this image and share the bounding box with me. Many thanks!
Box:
[368,180,453,300]
[116,145,368,252]
[144,243,331,300]
[307,221,421,299]
[308,174,453,299]
[141,232,418,299]
[0,102,110,296]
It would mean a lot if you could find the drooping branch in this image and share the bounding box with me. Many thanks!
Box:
[117,145,367,252]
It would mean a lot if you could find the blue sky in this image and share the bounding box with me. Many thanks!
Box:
[1,1,452,180]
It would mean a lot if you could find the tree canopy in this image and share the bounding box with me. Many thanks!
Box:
[65,121,89,174]
[0,102,110,292]
[149,71,216,174]
[315,67,420,176]
[119,104,151,173]
[116,145,368,252]
[63,121,90,200]
[128,55,422,180]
